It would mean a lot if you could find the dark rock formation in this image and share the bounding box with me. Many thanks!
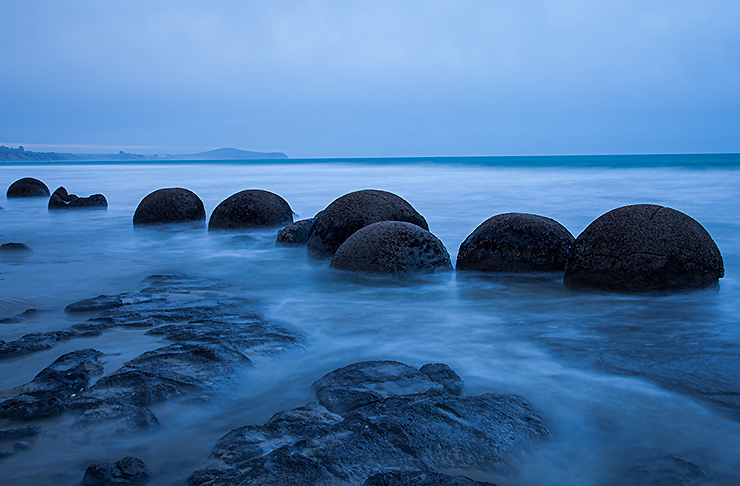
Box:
[132,188,205,226]
[6,178,49,198]
[188,361,548,486]
[0,349,104,421]
[74,404,159,433]
[0,242,32,253]
[81,456,152,485]
[48,186,107,209]
[208,189,293,230]
[564,204,724,292]
[276,218,315,246]
[0,330,91,359]
[66,295,125,313]
[330,221,452,275]
[307,190,429,258]
[0,426,40,441]
[456,213,575,273]
[364,471,495,486]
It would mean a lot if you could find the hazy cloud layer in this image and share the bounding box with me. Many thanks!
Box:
[2,1,739,156]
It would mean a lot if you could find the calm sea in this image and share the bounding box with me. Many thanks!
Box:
[1,154,739,485]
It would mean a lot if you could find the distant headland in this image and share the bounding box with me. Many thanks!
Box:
[0,146,288,162]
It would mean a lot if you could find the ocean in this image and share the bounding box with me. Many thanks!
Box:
[1,155,739,485]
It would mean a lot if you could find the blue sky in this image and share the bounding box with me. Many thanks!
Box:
[1,1,739,157]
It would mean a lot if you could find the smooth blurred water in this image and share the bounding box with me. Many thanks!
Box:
[1,156,739,485]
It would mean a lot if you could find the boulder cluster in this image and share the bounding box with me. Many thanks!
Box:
[6,178,107,211]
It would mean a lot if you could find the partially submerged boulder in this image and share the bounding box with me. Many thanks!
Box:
[48,186,107,209]
[0,243,32,253]
[6,178,49,198]
[457,213,574,273]
[276,218,315,246]
[307,190,428,258]
[564,204,724,292]
[330,221,452,275]
[209,190,293,230]
[189,360,548,486]
[81,456,152,485]
[132,188,205,226]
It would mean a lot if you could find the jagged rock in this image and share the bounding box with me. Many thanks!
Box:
[457,213,574,272]
[189,361,547,486]
[363,471,495,486]
[276,218,316,246]
[564,204,724,292]
[81,456,152,485]
[6,178,49,198]
[208,189,293,230]
[307,190,429,258]
[132,188,205,226]
[48,186,107,209]
[330,222,452,275]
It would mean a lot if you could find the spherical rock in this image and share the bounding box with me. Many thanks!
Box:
[209,189,293,230]
[564,204,724,292]
[133,188,205,226]
[276,218,315,246]
[308,190,428,258]
[457,213,575,273]
[330,221,452,275]
[6,178,50,198]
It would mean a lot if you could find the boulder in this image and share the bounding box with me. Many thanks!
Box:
[6,178,49,198]
[209,190,293,230]
[276,218,315,246]
[307,190,428,258]
[457,213,575,273]
[330,221,452,275]
[0,243,32,253]
[49,186,107,209]
[564,204,724,292]
[81,456,152,485]
[132,188,205,226]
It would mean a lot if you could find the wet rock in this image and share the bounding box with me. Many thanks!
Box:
[419,363,464,396]
[330,222,452,275]
[307,190,429,258]
[74,404,159,433]
[0,330,84,359]
[0,309,37,325]
[276,218,316,246]
[81,456,152,485]
[13,441,33,451]
[363,471,495,486]
[66,295,125,313]
[49,186,108,209]
[457,213,575,273]
[0,426,40,441]
[564,204,724,292]
[190,361,547,486]
[634,456,708,485]
[209,189,293,230]
[6,177,49,198]
[71,343,251,407]
[0,349,104,420]
[0,242,32,253]
[132,188,205,226]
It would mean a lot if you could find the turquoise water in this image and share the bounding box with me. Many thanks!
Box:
[1,155,739,484]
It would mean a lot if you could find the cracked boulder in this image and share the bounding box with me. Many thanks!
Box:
[189,361,547,486]
[564,204,724,292]
[48,186,107,209]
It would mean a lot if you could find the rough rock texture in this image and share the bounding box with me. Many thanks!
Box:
[6,178,49,198]
[48,186,107,209]
[66,295,125,313]
[330,222,452,275]
[0,349,104,421]
[209,190,293,230]
[0,426,40,441]
[132,188,205,226]
[0,330,91,359]
[0,242,32,253]
[276,218,316,246]
[188,361,548,486]
[564,204,724,292]
[81,456,152,485]
[0,309,37,325]
[307,190,429,258]
[456,213,574,273]
[363,471,495,486]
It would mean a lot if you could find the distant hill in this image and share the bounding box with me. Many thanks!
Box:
[0,146,288,162]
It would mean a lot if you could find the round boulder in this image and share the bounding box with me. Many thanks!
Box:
[307,190,429,258]
[209,189,293,230]
[7,178,50,198]
[133,188,205,226]
[330,221,452,275]
[276,218,316,246]
[564,204,724,292]
[457,213,575,272]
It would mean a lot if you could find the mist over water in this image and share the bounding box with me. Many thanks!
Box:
[1,157,739,485]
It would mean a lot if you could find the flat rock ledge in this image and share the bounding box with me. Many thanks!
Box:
[188,360,548,486]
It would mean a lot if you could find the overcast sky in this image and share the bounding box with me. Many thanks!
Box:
[1,1,739,157]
